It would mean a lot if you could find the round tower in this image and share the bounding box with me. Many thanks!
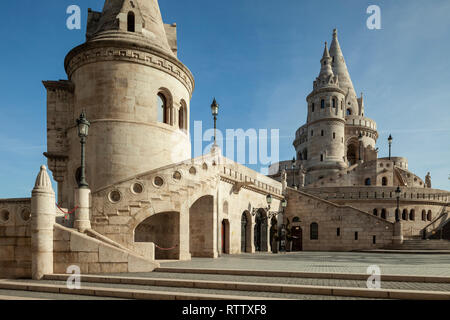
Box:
[295,42,347,184]
[63,0,194,195]
[329,29,378,164]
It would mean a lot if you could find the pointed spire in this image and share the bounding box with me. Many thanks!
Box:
[322,41,330,59]
[318,41,333,79]
[33,165,54,193]
[329,28,357,99]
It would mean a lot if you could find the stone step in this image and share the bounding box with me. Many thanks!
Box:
[154,267,450,283]
[0,279,284,301]
[40,274,450,300]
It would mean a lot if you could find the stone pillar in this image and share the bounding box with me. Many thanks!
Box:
[74,188,91,232]
[393,221,404,245]
[281,169,287,194]
[31,165,55,280]
[178,205,191,261]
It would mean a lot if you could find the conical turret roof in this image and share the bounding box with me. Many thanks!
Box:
[329,29,357,99]
[87,0,173,56]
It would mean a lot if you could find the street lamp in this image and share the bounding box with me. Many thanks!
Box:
[388,134,393,160]
[211,98,219,145]
[395,186,401,222]
[76,111,90,189]
[291,157,296,188]
[266,193,273,210]
[358,132,363,161]
[281,198,287,210]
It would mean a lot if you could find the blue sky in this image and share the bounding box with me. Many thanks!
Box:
[0,0,449,198]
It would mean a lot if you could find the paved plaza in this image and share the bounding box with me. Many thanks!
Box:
[160,252,450,277]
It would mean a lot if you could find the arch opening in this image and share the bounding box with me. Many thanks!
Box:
[134,211,180,260]
[189,195,215,257]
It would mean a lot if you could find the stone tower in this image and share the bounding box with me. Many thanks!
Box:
[294,41,347,183]
[293,29,379,185]
[329,29,378,165]
[43,0,194,207]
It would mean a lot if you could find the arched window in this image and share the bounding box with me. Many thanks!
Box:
[422,210,426,221]
[310,223,319,240]
[402,209,408,221]
[395,208,400,221]
[127,12,135,32]
[333,132,336,139]
[321,130,324,136]
[157,93,167,123]
[346,108,352,116]
[303,149,308,161]
[381,209,387,219]
[320,154,324,162]
[311,103,315,112]
[311,130,314,137]
[321,99,325,109]
[409,209,415,221]
[373,209,378,216]
[427,210,432,221]
[292,217,300,223]
[365,178,371,186]
[332,98,336,108]
[382,177,388,186]
[179,100,187,131]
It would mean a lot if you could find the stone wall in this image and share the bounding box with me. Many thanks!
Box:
[285,189,394,251]
[53,224,159,274]
[0,199,32,279]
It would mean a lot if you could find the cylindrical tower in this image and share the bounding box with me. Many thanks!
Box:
[330,29,378,163]
[61,0,194,202]
[294,42,347,184]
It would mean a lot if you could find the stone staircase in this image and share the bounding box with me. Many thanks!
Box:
[2,267,450,300]
[388,239,450,251]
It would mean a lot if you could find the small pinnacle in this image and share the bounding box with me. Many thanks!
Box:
[40,165,47,170]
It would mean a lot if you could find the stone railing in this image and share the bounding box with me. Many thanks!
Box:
[345,115,377,131]
[220,161,282,197]
[304,186,450,204]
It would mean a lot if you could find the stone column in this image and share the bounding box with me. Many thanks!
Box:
[281,169,287,195]
[178,205,191,261]
[393,221,404,245]
[31,165,55,280]
[74,188,91,232]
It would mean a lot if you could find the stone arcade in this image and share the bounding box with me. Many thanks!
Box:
[0,0,449,279]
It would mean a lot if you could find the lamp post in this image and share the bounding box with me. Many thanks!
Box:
[280,198,288,252]
[388,134,393,160]
[358,132,363,161]
[211,98,219,146]
[395,186,401,222]
[291,157,296,188]
[76,111,90,189]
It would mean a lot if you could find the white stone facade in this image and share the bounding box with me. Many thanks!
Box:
[0,1,449,279]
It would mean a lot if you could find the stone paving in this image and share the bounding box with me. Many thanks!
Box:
[158,252,450,277]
